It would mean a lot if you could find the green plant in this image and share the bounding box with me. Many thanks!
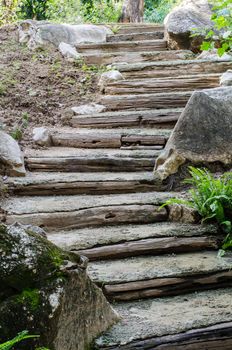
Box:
[193,0,232,56]
[144,0,179,23]
[161,167,232,254]
[0,331,39,350]
[10,112,30,141]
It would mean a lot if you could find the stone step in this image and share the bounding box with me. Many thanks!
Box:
[95,288,232,349]
[88,252,232,301]
[25,147,161,172]
[76,40,167,54]
[1,191,173,230]
[71,108,182,129]
[104,74,220,95]
[106,31,164,43]
[6,172,158,196]
[82,50,194,66]
[50,128,171,149]
[99,91,191,111]
[117,59,232,79]
[48,222,218,258]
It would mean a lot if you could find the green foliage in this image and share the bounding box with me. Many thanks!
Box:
[194,0,232,56]
[80,0,122,24]
[161,167,232,254]
[0,0,19,25]
[17,0,49,20]
[10,111,29,141]
[0,331,39,350]
[144,0,178,23]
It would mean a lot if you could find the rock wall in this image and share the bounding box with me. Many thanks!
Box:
[0,223,118,350]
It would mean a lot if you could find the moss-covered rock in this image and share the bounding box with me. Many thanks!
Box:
[0,223,118,350]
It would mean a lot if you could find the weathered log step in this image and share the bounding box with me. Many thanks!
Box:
[106,31,164,43]
[82,50,194,66]
[88,252,232,301]
[104,74,220,95]
[48,223,218,252]
[48,223,220,262]
[76,40,167,54]
[74,236,220,261]
[88,251,231,285]
[99,91,191,111]
[50,128,171,149]
[6,172,159,196]
[107,24,164,35]
[71,108,182,129]
[25,147,161,172]
[1,191,174,230]
[95,288,232,349]
[117,59,232,79]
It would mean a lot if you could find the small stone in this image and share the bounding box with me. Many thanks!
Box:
[98,70,124,92]
[33,127,51,146]
[59,42,81,61]
[220,70,232,87]
[71,103,106,115]
[197,50,232,62]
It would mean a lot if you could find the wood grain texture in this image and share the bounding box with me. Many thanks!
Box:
[78,236,219,261]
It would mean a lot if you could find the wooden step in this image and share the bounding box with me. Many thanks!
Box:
[99,91,191,111]
[48,223,219,259]
[50,128,171,149]
[82,50,194,66]
[71,108,182,129]
[1,191,173,230]
[88,252,232,301]
[76,40,167,54]
[117,59,232,79]
[95,288,232,349]
[6,172,158,196]
[104,74,220,95]
[25,148,161,172]
[106,31,164,43]
[109,24,164,35]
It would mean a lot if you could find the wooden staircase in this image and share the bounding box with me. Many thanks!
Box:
[2,23,232,349]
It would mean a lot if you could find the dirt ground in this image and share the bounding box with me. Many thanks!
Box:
[0,25,99,148]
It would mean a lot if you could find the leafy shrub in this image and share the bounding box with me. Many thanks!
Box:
[161,167,232,254]
[194,0,232,56]
[144,0,178,23]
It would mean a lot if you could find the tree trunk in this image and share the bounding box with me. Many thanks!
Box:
[120,0,144,23]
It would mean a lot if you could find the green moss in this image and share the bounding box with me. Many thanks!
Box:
[16,289,40,311]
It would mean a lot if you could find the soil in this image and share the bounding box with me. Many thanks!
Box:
[0,24,99,148]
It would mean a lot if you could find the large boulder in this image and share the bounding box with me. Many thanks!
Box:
[0,130,25,177]
[164,0,213,51]
[0,223,118,349]
[154,87,232,181]
[18,20,113,49]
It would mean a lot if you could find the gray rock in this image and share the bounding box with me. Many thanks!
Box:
[71,103,106,115]
[59,42,81,61]
[0,130,25,177]
[0,223,118,349]
[220,70,232,86]
[98,70,124,92]
[154,87,232,180]
[32,127,51,146]
[164,0,213,51]
[18,21,113,49]
[197,49,232,62]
